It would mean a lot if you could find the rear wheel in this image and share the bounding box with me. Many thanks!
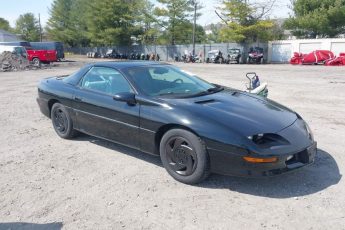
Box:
[160,129,210,184]
[32,58,40,67]
[51,103,77,139]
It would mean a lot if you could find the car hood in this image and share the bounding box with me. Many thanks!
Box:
[162,89,297,137]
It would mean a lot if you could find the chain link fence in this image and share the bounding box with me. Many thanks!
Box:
[65,42,268,62]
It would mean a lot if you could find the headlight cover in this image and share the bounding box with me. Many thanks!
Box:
[247,133,290,148]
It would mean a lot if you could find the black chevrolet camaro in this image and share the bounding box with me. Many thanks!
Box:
[37,61,317,184]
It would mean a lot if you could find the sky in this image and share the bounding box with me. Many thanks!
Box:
[0,0,291,27]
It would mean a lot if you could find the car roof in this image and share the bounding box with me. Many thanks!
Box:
[91,61,170,70]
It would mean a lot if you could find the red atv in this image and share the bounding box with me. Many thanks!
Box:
[247,47,264,64]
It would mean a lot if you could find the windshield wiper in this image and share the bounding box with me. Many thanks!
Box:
[207,86,224,93]
[158,87,224,98]
[189,86,224,97]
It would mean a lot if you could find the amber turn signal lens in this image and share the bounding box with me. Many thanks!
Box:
[243,156,278,163]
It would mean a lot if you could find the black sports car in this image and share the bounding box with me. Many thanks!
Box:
[37,61,317,184]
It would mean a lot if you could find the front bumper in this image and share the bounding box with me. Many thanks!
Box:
[208,141,317,177]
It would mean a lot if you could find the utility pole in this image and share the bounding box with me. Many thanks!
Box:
[154,35,157,56]
[38,13,42,42]
[192,1,197,56]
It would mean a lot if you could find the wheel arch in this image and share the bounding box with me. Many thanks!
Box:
[48,99,61,118]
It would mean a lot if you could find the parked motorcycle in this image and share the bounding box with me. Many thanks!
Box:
[104,49,118,58]
[182,54,198,63]
[245,72,268,97]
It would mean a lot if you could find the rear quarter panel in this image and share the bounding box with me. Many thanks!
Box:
[37,77,76,119]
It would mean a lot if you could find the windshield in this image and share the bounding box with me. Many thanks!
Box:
[124,65,221,98]
[229,49,240,54]
[208,51,218,58]
[250,47,263,53]
[14,47,27,58]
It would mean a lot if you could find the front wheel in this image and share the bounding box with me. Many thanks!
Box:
[51,103,78,139]
[160,129,210,184]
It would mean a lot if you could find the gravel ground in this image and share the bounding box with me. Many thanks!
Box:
[0,59,344,230]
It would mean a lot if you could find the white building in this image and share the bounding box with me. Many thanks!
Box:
[0,29,20,42]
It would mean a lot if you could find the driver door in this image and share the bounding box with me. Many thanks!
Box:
[73,66,140,149]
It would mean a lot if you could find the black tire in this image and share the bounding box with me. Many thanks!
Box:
[160,129,210,184]
[51,103,77,139]
[32,58,40,67]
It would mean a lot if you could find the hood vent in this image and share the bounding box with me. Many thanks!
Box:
[194,99,216,104]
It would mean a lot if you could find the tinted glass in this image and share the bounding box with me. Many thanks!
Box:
[14,47,27,57]
[81,67,132,95]
[124,66,215,97]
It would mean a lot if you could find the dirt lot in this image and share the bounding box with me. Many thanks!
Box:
[0,59,344,230]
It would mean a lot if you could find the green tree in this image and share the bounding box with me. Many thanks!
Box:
[284,0,345,38]
[67,0,90,46]
[47,0,73,46]
[14,13,40,41]
[134,1,159,45]
[85,0,149,46]
[206,24,223,43]
[0,17,11,31]
[219,0,276,42]
[154,0,201,45]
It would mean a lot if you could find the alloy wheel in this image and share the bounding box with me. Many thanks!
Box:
[165,137,198,176]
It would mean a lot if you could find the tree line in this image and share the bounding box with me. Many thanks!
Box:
[1,0,345,47]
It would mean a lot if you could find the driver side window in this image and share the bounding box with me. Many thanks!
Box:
[81,67,132,95]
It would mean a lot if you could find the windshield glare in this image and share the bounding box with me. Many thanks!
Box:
[229,49,240,54]
[124,66,216,97]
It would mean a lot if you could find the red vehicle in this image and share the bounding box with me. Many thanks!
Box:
[290,50,345,66]
[26,49,57,66]
[30,42,65,61]
[325,53,345,66]
[247,47,264,64]
[0,41,57,66]
[290,50,335,65]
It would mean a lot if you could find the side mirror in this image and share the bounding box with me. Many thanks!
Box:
[113,92,136,105]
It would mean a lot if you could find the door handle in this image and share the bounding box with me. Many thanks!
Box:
[74,96,83,102]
